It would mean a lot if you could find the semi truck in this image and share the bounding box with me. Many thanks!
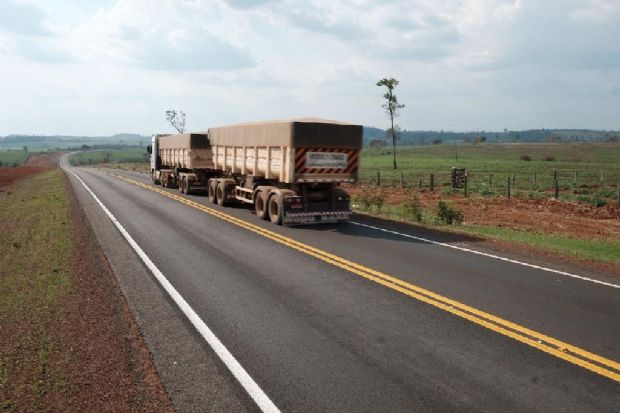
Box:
[147,118,362,225]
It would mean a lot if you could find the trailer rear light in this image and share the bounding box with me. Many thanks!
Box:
[290,203,303,209]
[285,196,302,203]
[336,196,350,202]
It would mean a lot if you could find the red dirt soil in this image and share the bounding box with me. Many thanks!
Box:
[345,185,620,240]
[1,154,174,411]
[0,152,61,189]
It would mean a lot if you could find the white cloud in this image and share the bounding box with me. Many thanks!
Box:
[0,0,50,36]
[0,0,619,135]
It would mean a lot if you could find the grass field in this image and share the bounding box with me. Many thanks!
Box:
[0,170,72,410]
[0,150,28,167]
[69,149,148,166]
[362,143,620,192]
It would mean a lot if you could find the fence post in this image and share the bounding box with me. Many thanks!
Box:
[512,173,516,189]
[430,174,435,192]
[464,174,468,197]
[377,171,381,186]
[419,178,423,190]
[489,173,493,186]
[507,176,511,198]
[553,170,557,183]
[554,179,559,199]
[617,184,620,206]
[600,171,604,184]
[400,172,404,188]
[533,172,537,188]
[574,171,578,186]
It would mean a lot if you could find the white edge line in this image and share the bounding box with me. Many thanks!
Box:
[64,167,280,413]
[350,221,620,290]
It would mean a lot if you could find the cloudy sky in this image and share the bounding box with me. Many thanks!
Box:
[0,0,619,135]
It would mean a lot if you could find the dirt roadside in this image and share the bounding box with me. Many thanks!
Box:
[344,185,620,240]
[0,155,174,411]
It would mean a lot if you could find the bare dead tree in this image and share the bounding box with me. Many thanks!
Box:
[376,78,405,169]
[166,110,186,133]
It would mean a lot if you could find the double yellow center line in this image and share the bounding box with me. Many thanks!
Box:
[112,173,620,383]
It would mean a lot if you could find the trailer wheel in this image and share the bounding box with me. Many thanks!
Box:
[208,180,217,204]
[151,171,160,185]
[255,190,269,220]
[161,175,167,188]
[216,182,227,206]
[178,177,185,194]
[268,195,283,225]
[186,179,192,195]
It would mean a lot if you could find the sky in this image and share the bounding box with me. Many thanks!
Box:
[0,0,619,136]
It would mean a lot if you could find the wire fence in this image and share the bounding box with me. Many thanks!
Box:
[357,169,620,205]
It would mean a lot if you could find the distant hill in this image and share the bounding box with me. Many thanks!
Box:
[2,129,619,150]
[0,133,150,150]
[363,128,620,146]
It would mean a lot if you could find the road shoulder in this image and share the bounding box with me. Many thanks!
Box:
[64,167,255,413]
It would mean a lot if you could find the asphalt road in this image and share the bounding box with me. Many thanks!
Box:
[63,160,620,412]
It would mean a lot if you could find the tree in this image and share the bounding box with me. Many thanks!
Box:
[23,145,28,153]
[368,139,388,149]
[166,110,186,133]
[376,78,405,169]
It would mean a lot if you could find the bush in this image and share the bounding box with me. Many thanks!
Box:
[436,201,464,225]
[542,155,556,162]
[403,192,423,222]
[595,188,615,198]
[356,185,387,211]
[519,154,531,161]
[576,195,607,208]
[478,183,495,197]
[357,185,374,210]
[591,197,607,208]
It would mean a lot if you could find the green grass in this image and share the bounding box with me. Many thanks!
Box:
[0,150,28,166]
[69,149,148,166]
[107,162,150,174]
[362,143,620,192]
[463,225,620,263]
[0,170,72,410]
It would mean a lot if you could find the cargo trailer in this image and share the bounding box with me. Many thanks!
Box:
[147,118,362,225]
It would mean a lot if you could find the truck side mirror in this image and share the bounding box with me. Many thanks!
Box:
[147,145,152,154]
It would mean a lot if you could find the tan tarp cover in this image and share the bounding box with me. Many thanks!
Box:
[205,118,362,149]
[158,133,209,149]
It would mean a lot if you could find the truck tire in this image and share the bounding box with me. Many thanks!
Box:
[152,171,160,185]
[268,194,283,225]
[216,182,227,206]
[178,177,185,194]
[208,180,217,204]
[161,175,167,188]
[186,179,192,195]
[255,190,269,220]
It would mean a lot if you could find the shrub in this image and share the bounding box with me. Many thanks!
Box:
[527,191,546,200]
[373,187,387,211]
[357,186,374,210]
[519,154,531,161]
[356,185,387,211]
[576,195,607,208]
[595,188,615,198]
[542,155,556,162]
[403,192,423,222]
[478,183,495,197]
[436,201,464,225]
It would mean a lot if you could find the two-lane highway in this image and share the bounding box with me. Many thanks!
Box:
[64,161,620,412]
